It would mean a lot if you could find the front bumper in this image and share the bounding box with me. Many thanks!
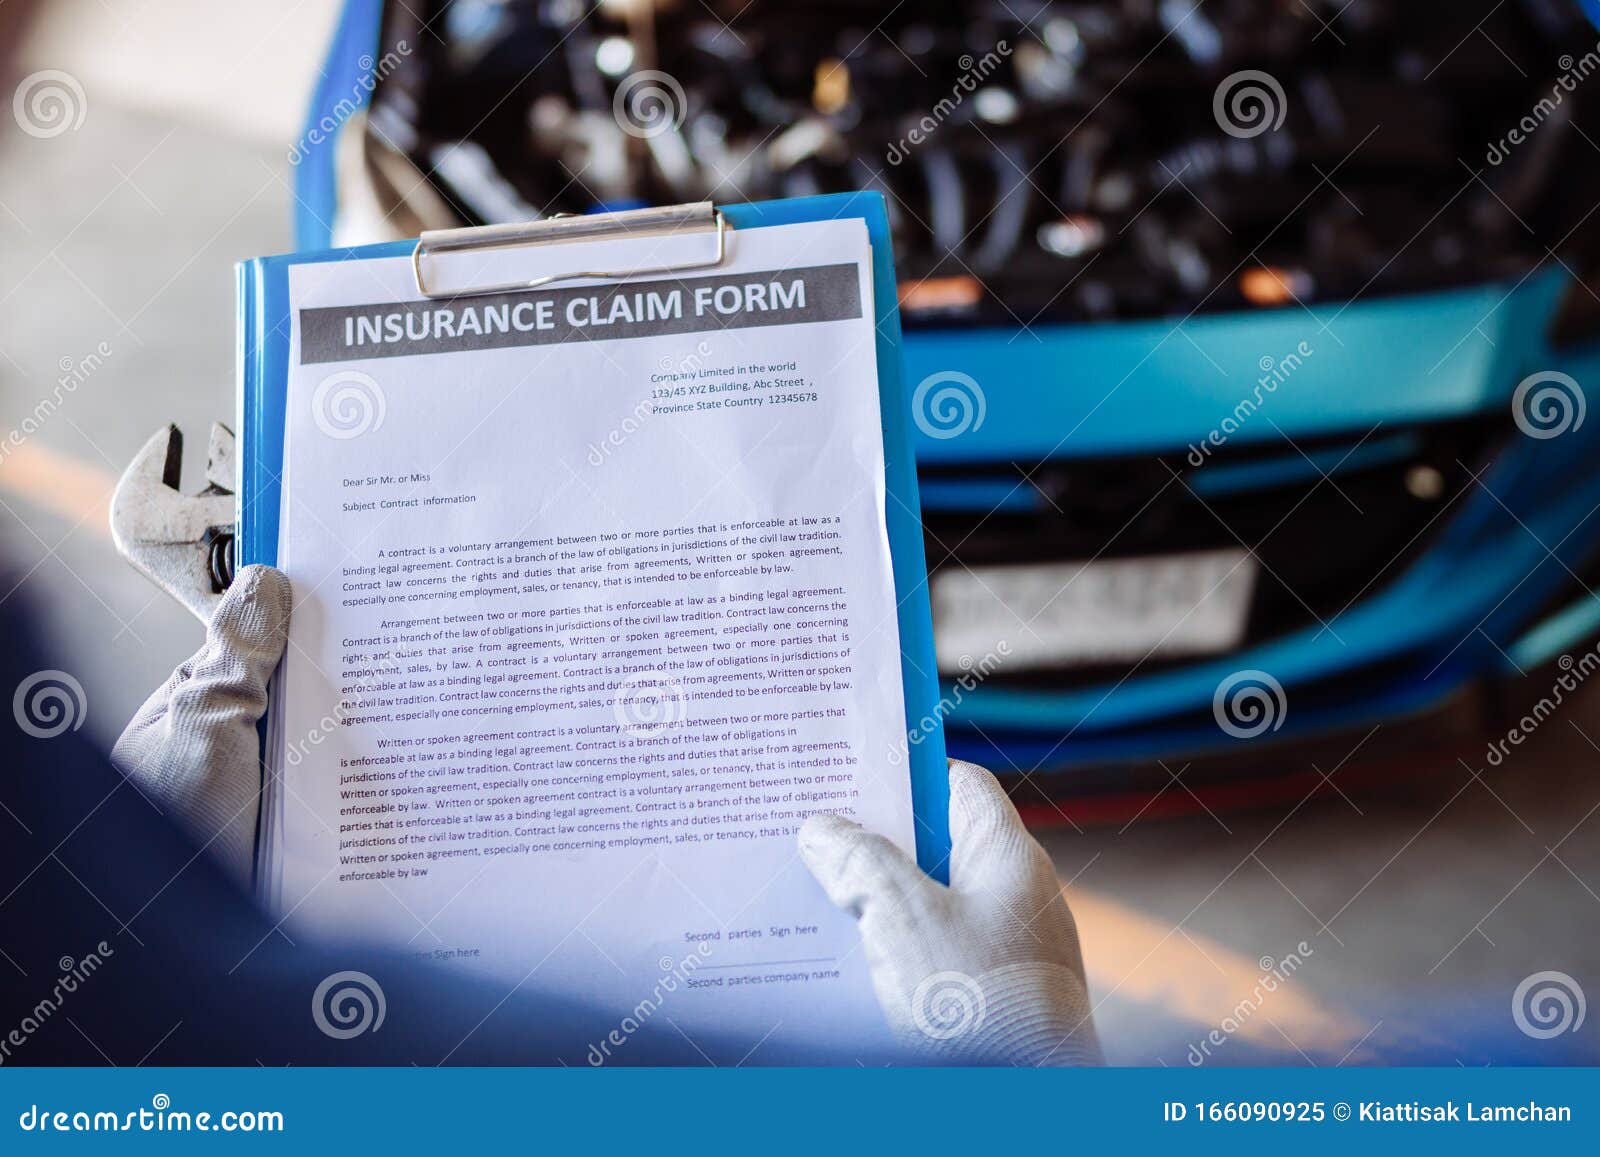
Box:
[910,270,1600,772]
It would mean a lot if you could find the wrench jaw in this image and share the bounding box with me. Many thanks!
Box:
[110,423,238,625]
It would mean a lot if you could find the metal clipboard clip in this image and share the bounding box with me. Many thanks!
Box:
[410,200,729,299]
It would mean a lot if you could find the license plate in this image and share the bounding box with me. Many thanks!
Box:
[930,549,1258,674]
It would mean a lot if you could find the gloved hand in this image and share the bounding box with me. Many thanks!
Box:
[799,759,1102,1066]
[111,565,292,885]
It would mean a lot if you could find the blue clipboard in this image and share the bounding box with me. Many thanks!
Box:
[237,191,951,879]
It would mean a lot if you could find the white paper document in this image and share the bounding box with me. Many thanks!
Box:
[263,218,915,1061]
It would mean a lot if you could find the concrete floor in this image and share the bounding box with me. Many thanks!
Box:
[2,1,1597,1068]
[1,0,339,753]
[1047,712,1600,1065]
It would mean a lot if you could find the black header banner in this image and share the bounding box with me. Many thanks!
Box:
[298,263,862,364]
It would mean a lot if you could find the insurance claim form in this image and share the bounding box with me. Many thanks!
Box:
[262,216,915,1061]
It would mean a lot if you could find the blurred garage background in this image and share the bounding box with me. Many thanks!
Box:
[2,0,1599,1064]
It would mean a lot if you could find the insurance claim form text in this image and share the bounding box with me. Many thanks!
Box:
[260,216,917,1061]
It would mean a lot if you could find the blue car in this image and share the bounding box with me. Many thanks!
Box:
[295,0,1600,798]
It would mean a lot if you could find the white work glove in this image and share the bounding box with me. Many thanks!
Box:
[111,565,291,884]
[800,759,1102,1066]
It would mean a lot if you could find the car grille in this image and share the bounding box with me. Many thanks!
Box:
[921,416,1504,687]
